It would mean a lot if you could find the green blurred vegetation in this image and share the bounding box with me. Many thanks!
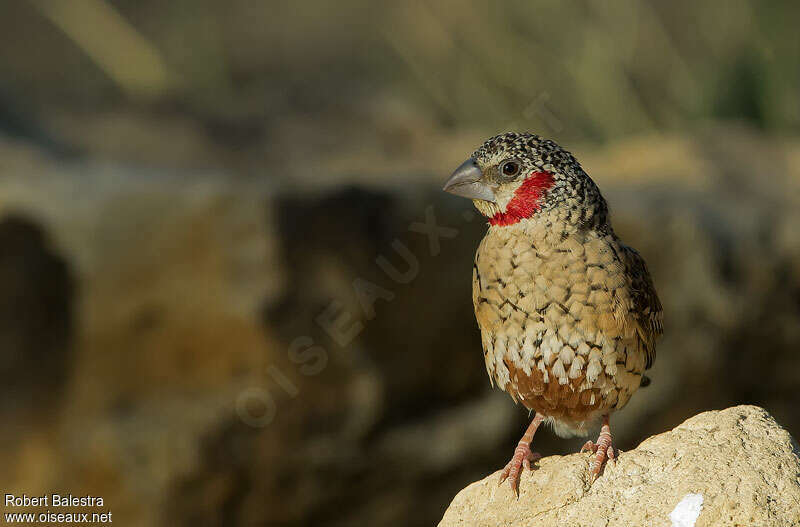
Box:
[1,0,799,146]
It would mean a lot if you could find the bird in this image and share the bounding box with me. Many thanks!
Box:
[443,132,663,495]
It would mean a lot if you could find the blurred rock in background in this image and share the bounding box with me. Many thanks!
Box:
[0,1,799,526]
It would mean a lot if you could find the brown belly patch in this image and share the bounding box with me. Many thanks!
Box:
[503,358,605,421]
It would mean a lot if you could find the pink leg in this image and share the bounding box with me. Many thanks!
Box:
[580,414,616,483]
[498,413,544,497]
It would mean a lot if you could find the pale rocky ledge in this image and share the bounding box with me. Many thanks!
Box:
[438,406,800,527]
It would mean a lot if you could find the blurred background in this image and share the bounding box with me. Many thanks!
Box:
[1,0,799,525]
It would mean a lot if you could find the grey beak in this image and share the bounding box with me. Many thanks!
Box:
[443,158,496,202]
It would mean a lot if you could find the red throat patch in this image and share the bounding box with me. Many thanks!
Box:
[489,171,555,226]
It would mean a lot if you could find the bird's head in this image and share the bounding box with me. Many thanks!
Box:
[443,132,605,228]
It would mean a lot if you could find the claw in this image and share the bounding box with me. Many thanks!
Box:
[584,415,616,484]
[498,445,542,496]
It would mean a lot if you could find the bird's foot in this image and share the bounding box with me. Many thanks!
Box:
[498,413,545,497]
[498,442,542,497]
[580,416,615,484]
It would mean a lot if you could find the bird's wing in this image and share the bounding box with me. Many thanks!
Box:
[618,244,663,369]
[471,261,483,313]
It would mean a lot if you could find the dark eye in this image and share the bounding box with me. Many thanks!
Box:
[501,160,520,177]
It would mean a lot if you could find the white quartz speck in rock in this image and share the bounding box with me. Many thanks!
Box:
[669,493,703,527]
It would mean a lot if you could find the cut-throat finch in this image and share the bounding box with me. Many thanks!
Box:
[443,132,663,495]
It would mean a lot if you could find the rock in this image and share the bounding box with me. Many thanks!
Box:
[439,406,800,527]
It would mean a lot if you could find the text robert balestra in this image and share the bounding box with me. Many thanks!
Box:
[5,494,105,507]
